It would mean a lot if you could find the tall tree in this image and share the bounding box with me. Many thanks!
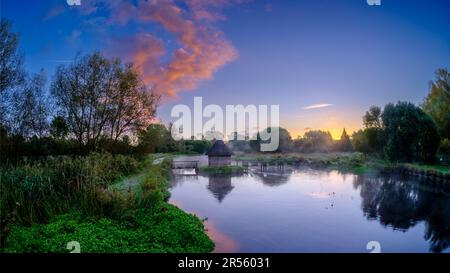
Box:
[382,102,440,163]
[338,128,353,152]
[10,71,49,138]
[422,68,450,139]
[51,53,158,150]
[363,106,382,129]
[297,130,334,153]
[0,19,25,126]
[107,63,159,140]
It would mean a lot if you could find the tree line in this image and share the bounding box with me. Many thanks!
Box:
[228,69,449,164]
[352,69,449,163]
[1,20,160,163]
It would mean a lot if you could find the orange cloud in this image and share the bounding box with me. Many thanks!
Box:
[136,0,237,98]
[78,0,241,98]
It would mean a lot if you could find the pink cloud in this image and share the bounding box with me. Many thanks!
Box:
[134,0,237,97]
[50,0,244,98]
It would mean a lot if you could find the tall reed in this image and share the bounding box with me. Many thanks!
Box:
[0,153,140,227]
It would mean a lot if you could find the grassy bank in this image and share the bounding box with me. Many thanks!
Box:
[235,152,450,177]
[235,153,370,173]
[1,153,214,253]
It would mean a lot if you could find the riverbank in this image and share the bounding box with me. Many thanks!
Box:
[1,153,214,253]
[234,152,450,181]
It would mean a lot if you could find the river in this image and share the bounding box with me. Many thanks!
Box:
[169,157,450,253]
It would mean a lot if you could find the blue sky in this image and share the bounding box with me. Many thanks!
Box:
[2,0,449,138]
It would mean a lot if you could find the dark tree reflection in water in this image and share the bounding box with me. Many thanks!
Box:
[354,174,450,252]
[170,160,450,253]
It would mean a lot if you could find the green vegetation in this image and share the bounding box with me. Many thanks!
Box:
[0,17,448,253]
[382,102,440,163]
[422,68,450,140]
[200,165,244,175]
[0,154,214,252]
[235,152,449,177]
[0,153,140,226]
[230,69,449,170]
[3,204,213,253]
[401,163,450,175]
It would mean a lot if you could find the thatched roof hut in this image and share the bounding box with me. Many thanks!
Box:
[206,140,233,167]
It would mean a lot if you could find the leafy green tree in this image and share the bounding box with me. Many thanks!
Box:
[338,128,353,152]
[382,102,440,163]
[351,127,383,154]
[422,68,450,139]
[50,116,69,140]
[257,127,293,153]
[184,140,212,154]
[298,130,333,153]
[363,106,382,129]
[51,53,158,151]
[138,124,169,154]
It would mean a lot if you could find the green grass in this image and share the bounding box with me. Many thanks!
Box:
[1,153,215,253]
[235,152,450,176]
[0,153,142,226]
[3,203,214,253]
[401,163,450,174]
[199,165,244,175]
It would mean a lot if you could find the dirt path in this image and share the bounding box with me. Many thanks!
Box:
[111,154,171,193]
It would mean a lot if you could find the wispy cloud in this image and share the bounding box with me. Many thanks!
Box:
[303,104,333,110]
[43,4,65,21]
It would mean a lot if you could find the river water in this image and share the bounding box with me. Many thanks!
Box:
[168,160,450,253]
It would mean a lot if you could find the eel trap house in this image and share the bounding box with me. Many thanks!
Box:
[206,140,233,167]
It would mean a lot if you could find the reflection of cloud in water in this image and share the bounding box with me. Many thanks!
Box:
[169,199,183,208]
[204,220,239,253]
[169,200,239,253]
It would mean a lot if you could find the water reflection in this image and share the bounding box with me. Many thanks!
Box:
[170,163,450,253]
[204,220,240,253]
[251,166,293,187]
[354,174,450,252]
[207,176,234,203]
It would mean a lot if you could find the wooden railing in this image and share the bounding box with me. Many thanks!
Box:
[171,161,199,170]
